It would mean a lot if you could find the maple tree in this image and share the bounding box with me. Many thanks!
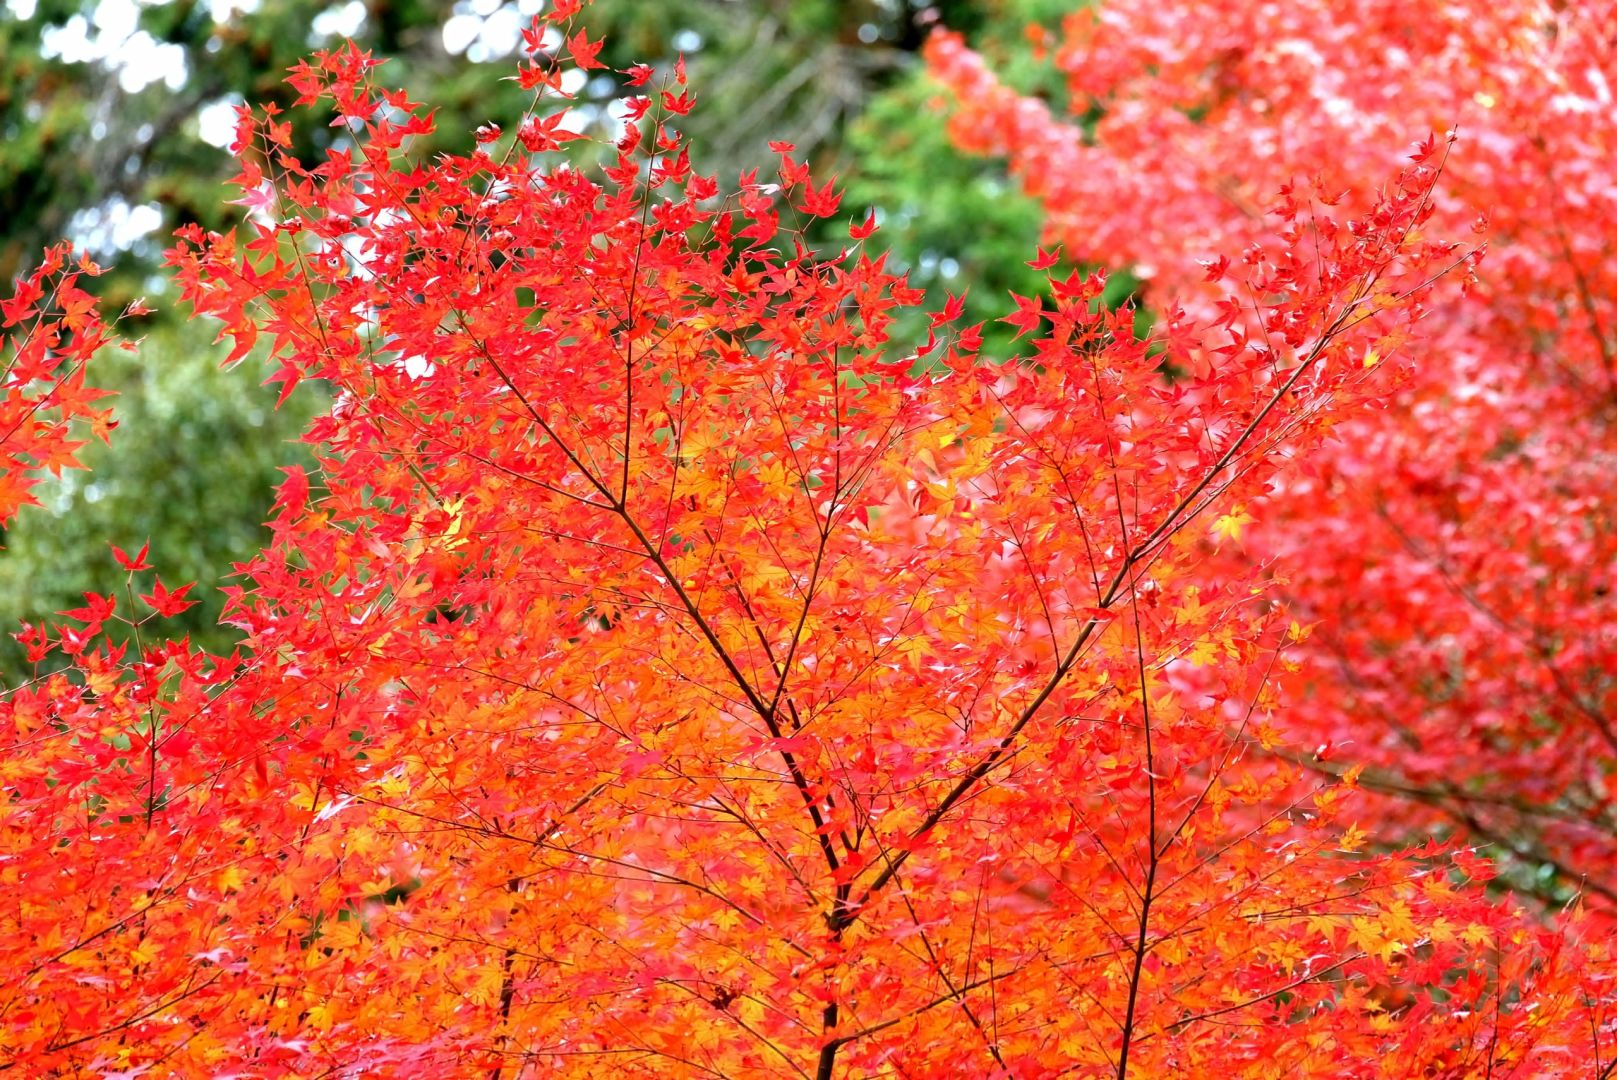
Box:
[925,0,1617,910]
[5,2,1617,1077]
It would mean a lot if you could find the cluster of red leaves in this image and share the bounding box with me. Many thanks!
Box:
[0,248,127,668]
[0,247,118,529]
[926,0,1617,909]
[5,4,1617,1077]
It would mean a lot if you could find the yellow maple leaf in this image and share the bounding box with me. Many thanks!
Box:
[1347,915,1400,963]
[1211,505,1255,543]
[129,936,161,969]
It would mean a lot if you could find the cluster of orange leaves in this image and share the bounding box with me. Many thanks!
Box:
[4,2,1616,1077]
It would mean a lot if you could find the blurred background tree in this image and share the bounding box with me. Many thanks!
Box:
[1,0,1080,677]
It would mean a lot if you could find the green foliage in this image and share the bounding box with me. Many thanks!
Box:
[0,322,322,680]
[843,70,1052,357]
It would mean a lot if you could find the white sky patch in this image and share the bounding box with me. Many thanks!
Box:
[442,13,481,56]
[7,0,40,20]
[443,0,531,63]
[480,6,522,57]
[38,0,189,93]
[310,0,366,42]
[196,96,243,149]
[208,0,260,20]
[402,354,436,380]
[39,14,100,63]
[118,33,189,93]
[68,197,163,253]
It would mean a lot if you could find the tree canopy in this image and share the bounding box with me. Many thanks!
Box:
[4,1,1617,1076]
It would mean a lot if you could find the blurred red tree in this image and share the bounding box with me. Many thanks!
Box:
[928,0,1617,910]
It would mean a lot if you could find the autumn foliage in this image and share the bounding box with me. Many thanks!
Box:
[4,2,1617,1077]
[926,0,1617,912]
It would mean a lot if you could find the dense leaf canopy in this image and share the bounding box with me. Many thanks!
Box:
[4,1,1616,1077]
